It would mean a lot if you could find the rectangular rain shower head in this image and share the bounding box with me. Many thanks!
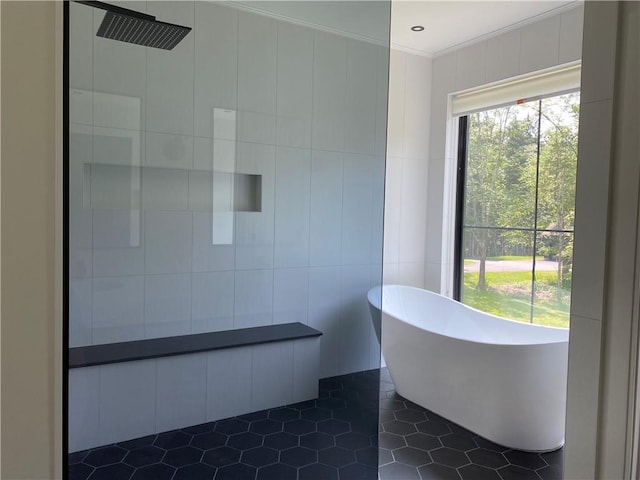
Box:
[75,1,192,51]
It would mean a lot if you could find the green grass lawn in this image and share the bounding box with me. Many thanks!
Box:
[486,255,544,261]
[462,270,570,328]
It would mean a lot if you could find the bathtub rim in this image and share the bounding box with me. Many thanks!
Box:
[373,284,570,347]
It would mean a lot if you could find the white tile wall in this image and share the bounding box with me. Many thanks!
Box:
[403,54,432,159]
[384,50,432,292]
[144,274,191,338]
[70,278,92,347]
[141,167,189,211]
[234,269,273,328]
[92,276,144,344]
[274,147,311,268]
[191,271,235,333]
[99,359,157,445]
[293,338,321,400]
[145,212,192,274]
[386,51,406,158]
[69,367,100,452]
[234,142,275,270]
[146,132,193,170]
[238,12,277,117]
[192,212,235,272]
[559,5,584,64]
[194,3,238,138]
[519,15,561,74]
[309,150,343,267]
[276,22,313,149]
[341,154,373,266]
[156,354,207,432]
[308,266,342,377]
[313,32,347,152]
[345,40,378,155]
[252,342,294,411]
[398,156,428,265]
[273,268,309,325]
[456,41,487,92]
[69,132,93,279]
[146,2,194,135]
[485,30,521,84]
[70,5,387,383]
[206,347,252,421]
[339,265,372,374]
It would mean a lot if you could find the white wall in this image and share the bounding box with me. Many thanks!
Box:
[68,1,389,378]
[383,50,432,288]
[1,2,61,478]
[565,2,640,478]
[427,5,584,294]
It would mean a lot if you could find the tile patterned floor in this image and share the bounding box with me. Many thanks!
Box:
[378,368,563,480]
[68,370,381,480]
[68,368,563,480]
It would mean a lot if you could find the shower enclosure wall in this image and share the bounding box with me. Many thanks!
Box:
[67,0,389,454]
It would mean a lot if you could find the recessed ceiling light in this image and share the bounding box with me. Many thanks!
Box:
[411,25,425,32]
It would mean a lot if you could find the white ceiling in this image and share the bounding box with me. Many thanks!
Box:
[391,1,579,57]
[232,0,581,57]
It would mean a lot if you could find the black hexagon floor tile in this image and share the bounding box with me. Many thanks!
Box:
[499,464,544,480]
[215,418,249,435]
[257,462,297,480]
[264,431,299,450]
[459,464,502,480]
[299,462,339,480]
[153,431,191,450]
[430,446,470,468]
[190,431,227,450]
[83,446,127,467]
[67,368,561,480]
[172,462,216,480]
[202,446,241,468]
[162,445,202,467]
[467,448,509,469]
[215,462,256,480]
[440,433,478,451]
[240,446,279,467]
[393,446,431,467]
[419,462,462,480]
[129,462,175,480]
[68,463,93,480]
[379,461,422,479]
[318,446,356,467]
[122,445,165,468]
[504,450,548,470]
[405,432,441,451]
[300,431,335,450]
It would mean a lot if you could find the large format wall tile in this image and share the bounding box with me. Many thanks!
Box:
[69,4,388,382]
[156,354,207,432]
[99,360,157,445]
[313,32,347,152]
[276,22,313,149]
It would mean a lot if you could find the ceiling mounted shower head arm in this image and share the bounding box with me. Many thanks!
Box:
[72,0,192,51]
[73,1,155,22]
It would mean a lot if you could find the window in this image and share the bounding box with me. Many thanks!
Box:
[454,92,580,328]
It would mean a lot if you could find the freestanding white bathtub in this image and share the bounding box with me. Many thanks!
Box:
[368,284,569,452]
